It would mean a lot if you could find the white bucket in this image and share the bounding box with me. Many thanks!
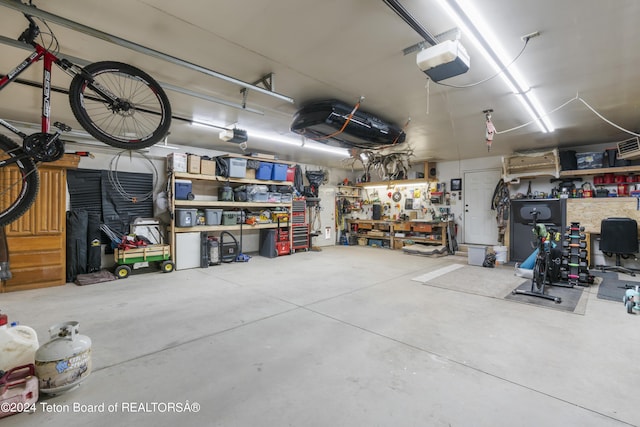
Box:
[0,314,39,372]
[493,245,508,264]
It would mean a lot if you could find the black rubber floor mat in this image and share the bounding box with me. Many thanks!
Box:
[505,280,584,312]
[591,271,637,302]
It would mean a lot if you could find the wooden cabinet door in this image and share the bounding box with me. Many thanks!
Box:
[1,155,79,292]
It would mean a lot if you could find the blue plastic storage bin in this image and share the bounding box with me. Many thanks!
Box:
[175,179,193,200]
[271,163,288,181]
[256,162,273,180]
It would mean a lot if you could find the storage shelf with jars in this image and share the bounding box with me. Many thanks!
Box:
[559,166,640,197]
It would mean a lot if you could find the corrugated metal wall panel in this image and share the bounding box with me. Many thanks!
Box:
[67,169,153,242]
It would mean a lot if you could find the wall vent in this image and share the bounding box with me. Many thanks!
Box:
[617,137,640,160]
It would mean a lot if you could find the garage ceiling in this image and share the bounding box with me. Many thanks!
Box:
[1,0,640,169]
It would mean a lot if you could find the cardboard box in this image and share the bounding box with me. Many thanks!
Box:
[201,159,216,175]
[167,153,187,172]
[187,154,201,174]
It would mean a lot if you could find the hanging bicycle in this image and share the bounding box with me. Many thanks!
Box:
[0,1,172,226]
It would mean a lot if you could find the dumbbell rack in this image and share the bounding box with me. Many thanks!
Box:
[561,222,590,286]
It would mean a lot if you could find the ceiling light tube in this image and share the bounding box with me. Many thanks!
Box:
[250,131,302,147]
[303,141,351,157]
[438,0,553,133]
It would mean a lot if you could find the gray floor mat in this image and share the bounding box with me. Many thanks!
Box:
[505,280,584,313]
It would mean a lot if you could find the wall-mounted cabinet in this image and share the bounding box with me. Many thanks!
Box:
[502,149,560,181]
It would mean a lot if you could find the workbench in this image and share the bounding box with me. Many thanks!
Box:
[347,219,452,250]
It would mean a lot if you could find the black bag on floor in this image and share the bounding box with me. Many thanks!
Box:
[66,210,88,282]
[87,212,102,273]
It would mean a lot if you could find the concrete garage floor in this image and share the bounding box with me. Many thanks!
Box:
[1,246,638,427]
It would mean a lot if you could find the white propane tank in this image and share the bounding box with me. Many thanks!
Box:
[0,313,39,373]
[35,321,92,394]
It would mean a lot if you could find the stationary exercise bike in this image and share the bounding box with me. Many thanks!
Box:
[512,210,563,303]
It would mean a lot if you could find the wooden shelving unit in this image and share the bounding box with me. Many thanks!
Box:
[559,165,640,177]
[173,171,289,186]
[169,165,294,267]
[174,200,291,209]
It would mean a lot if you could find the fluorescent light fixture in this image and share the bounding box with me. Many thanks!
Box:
[249,130,350,157]
[303,140,351,157]
[437,0,554,133]
[251,131,301,147]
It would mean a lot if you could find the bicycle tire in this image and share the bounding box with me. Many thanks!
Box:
[68,61,171,150]
[532,255,547,293]
[0,134,39,227]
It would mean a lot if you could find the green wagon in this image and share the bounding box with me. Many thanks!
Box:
[113,244,174,279]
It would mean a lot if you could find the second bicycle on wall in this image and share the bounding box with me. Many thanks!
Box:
[0,1,172,226]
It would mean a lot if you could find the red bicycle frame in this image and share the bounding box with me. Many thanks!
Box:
[0,43,59,136]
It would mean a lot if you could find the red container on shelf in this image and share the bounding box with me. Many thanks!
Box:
[615,175,626,184]
[593,175,604,184]
[618,183,628,196]
[626,174,635,183]
[604,173,615,184]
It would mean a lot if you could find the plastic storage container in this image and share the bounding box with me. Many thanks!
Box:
[493,245,508,264]
[216,157,247,178]
[286,167,296,182]
[256,162,274,180]
[0,364,38,419]
[467,245,486,266]
[247,184,269,202]
[174,179,193,200]
[271,163,288,181]
[222,211,239,225]
[0,313,39,373]
[205,209,223,225]
[576,152,604,169]
[175,208,198,227]
[228,158,247,178]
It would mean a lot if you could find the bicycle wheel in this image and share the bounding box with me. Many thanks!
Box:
[69,61,171,150]
[0,134,39,227]
[531,255,548,293]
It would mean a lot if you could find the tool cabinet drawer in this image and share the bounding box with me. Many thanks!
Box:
[411,223,433,232]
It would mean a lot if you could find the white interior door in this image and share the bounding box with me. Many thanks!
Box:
[315,187,336,247]
[464,170,502,245]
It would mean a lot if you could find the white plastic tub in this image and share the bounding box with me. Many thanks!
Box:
[468,245,486,266]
